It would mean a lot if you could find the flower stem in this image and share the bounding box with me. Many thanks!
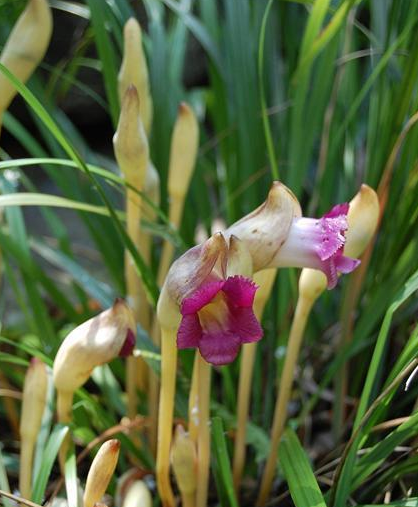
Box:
[232,342,257,491]
[196,353,212,507]
[56,389,73,473]
[256,295,314,507]
[19,438,34,500]
[188,353,199,446]
[157,198,183,287]
[156,327,177,507]
[182,493,195,507]
[233,269,277,493]
[126,193,149,419]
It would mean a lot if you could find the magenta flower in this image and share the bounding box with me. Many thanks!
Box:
[159,233,263,366]
[273,203,360,288]
[177,275,263,365]
[158,183,360,367]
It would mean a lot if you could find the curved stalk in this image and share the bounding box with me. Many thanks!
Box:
[256,295,314,506]
[156,328,177,507]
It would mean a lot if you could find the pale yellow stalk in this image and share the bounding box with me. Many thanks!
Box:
[83,440,120,507]
[0,0,52,133]
[19,358,48,499]
[232,268,277,492]
[150,102,199,452]
[114,85,149,410]
[171,425,197,507]
[195,353,211,507]
[156,327,177,507]
[187,353,199,445]
[256,292,315,507]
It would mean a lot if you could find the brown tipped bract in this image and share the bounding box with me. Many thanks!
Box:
[83,440,121,507]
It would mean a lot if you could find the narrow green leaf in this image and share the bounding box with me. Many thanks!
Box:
[211,417,238,507]
[64,442,79,507]
[279,428,327,507]
[32,425,69,503]
[0,192,122,217]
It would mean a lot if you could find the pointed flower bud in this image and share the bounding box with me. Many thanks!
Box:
[19,358,48,499]
[83,440,120,507]
[159,233,262,366]
[20,357,47,441]
[344,184,379,259]
[168,102,199,201]
[0,0,52,113]
[53,299,136,393]
[118,18,153,135]
[171,425,197,495]
[113,85,149,190]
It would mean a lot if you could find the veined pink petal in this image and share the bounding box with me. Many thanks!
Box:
[229,306,263,343]
[198,330,241,366]
[176,274,263,365]
[178,314,202,348]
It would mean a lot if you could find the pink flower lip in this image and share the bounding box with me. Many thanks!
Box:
[177,275,263,366]
[274,203,360,289]
[118,328,136,357]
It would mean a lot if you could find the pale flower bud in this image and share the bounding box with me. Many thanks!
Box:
[113,85,149,190]
[83,440,120,507]
[0,0,52,113]
[171,425,197,495]
[118,18,153,135]
[20,357,47,441]
[53,299,136,394]
[122,481,152,507]
[19,357,48,499]
[168,102,199,200]
[344,184,379,258]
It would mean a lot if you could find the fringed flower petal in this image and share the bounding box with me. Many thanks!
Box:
[181,280,224,315]
[222,275,258,307]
